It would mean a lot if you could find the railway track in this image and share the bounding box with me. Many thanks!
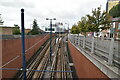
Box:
[15,36,73,79]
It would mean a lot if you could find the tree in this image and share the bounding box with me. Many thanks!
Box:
[77,16,90,36]
[86,7,111,34]
[71,6,111,36]
[109,3,120,18]
[29,19,41,35]
[13,24,21,35]
[70,24,80,34]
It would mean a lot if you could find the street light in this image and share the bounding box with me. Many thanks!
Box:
[46,18,56,63]
[65,23,69,34]
[65,23,69,41]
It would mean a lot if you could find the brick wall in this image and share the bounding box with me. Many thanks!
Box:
[1,34,50,78]
[68,41,109,79]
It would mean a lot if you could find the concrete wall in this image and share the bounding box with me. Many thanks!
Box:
[68,41,109,79]
[69,34,120,78]
[1,34,50,78]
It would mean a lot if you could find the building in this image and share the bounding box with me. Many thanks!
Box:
[45,24,65,33]
[106,0,120,38]
[0,26,13,35]
[25,29,31,34]
[112,17,120,38]
[106,0,120,12]
[0,14,13,35]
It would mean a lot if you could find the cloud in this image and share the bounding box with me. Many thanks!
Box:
[0,0,35,8]
[0,0,107,29]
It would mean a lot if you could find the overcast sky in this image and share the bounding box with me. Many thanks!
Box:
[0,0,107,30]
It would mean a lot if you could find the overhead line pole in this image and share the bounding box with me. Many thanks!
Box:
[46,18,56,63]
[50,19,52,63]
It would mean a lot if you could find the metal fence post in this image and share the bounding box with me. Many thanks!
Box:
[71,35,72,42]
[80,36,82,47]
[76,35,78,45]
[108,38,114,65]
[78,35,80,46]
[91,37,94,53]
[73,35,74,43]
[77,35,79,45]
[74,35,76,44]
[83,36,85,48]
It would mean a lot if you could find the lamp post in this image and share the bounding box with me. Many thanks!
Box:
[65,23,69,41]
[64,26,65,34]
[65,23,69,34]
[46,18,56,63]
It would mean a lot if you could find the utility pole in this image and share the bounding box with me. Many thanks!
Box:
[46,18,56,63]
[21,8,27,80]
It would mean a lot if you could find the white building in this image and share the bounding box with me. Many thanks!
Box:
[45,24,65,33]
